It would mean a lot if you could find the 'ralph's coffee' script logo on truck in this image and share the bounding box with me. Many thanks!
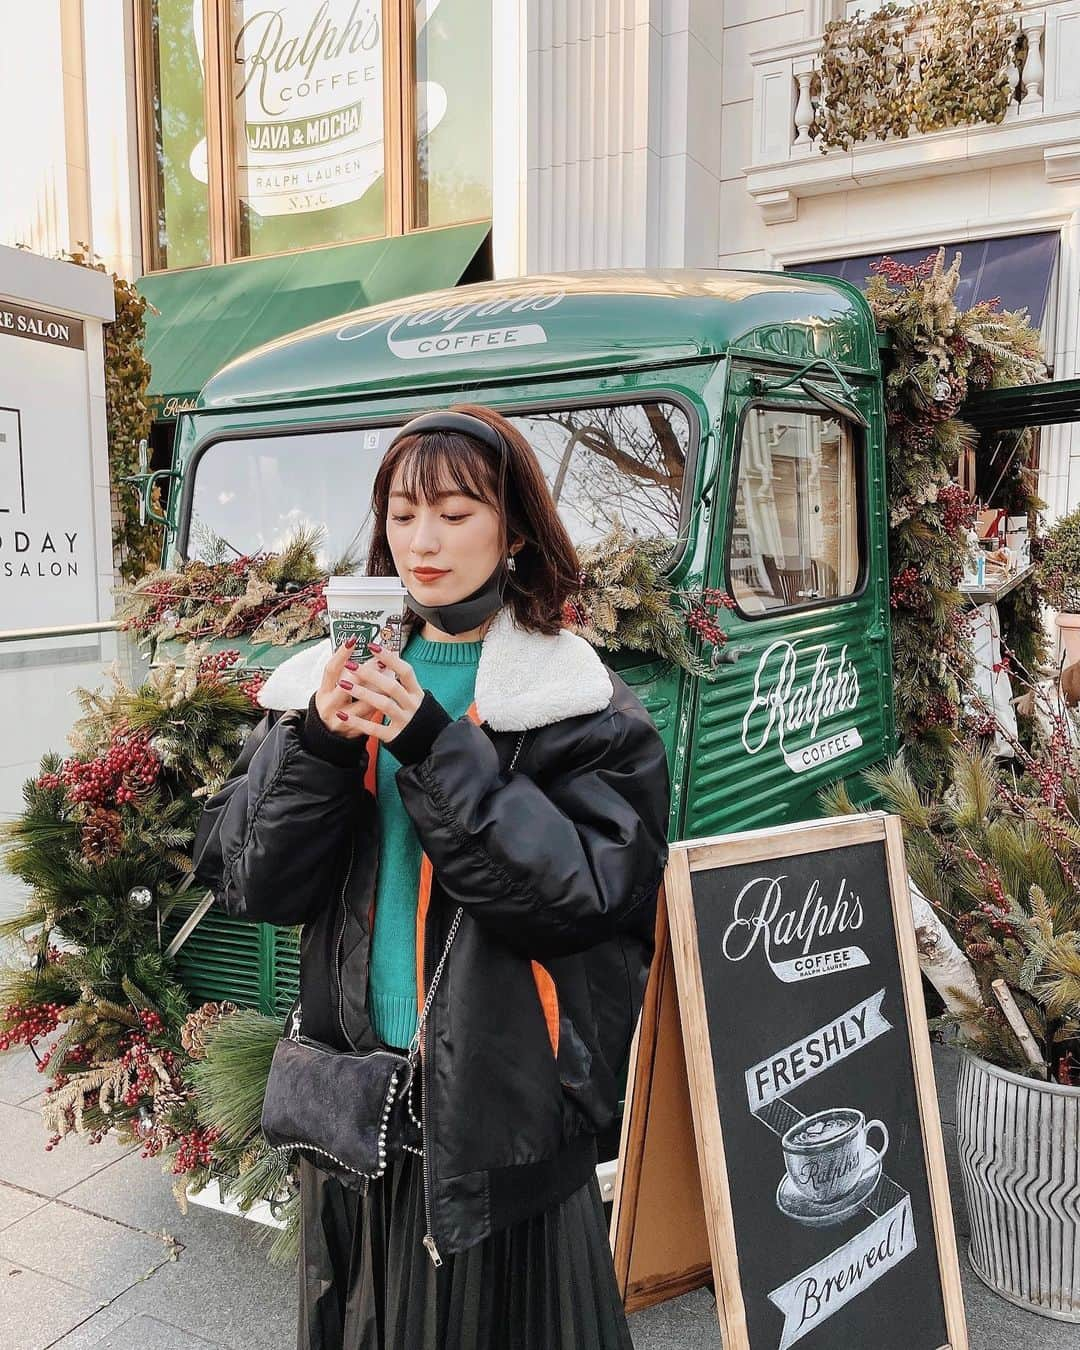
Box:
[742,639,862,775]
[336,291,566,359]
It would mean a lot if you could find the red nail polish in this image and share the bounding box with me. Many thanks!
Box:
[335,711,349,722]
[338,679,353,691]
[345,661,359,671]
[368,641,383,653]
[344,636,358,648]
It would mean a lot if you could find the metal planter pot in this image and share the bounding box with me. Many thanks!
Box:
[956,1049,1080,1321]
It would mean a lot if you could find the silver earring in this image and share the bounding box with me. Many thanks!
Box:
[506,554,517,572]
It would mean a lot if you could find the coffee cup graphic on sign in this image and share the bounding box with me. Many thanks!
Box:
[325,576,406,653]
[777,1107,889,1226]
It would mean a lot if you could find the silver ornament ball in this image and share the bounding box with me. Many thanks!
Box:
[128,886,154,911]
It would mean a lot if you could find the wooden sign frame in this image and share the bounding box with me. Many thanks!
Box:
[611,812,968,1350]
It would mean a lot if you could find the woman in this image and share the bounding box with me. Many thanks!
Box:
[192,404,670,1350]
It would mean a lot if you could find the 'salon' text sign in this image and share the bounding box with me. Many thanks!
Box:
[665,815,966,1350]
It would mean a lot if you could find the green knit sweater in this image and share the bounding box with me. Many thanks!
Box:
[366,634,481,1050]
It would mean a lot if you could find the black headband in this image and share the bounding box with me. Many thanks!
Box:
[387,410,506,458]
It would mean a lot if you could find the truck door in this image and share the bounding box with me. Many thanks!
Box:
[681,362,894,838]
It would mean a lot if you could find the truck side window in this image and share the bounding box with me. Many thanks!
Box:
[729,407,861,615]
[507,401,691,547]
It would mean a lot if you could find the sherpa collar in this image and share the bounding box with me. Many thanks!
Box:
[256,605,613,733]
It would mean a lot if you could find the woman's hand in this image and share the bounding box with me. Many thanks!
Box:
[342,644,426,743]
[313,638,382,739]
[316,641,425,742]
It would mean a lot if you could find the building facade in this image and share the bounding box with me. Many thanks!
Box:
[718,0,1080,523]
[5,2,1077,516]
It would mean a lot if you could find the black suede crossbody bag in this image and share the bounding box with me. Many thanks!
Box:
[260,905,462,1186]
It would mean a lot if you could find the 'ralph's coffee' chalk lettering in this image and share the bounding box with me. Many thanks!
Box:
[721,873,868,984]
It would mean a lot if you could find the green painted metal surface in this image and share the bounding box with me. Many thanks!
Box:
[197,269,876,415]
[155,269,893,1017]
[137,222,489,419]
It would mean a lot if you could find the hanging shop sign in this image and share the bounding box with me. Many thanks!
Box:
[0,301,85,351]
[611,814,968,1350]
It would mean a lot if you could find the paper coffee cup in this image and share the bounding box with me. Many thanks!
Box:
[325,576,407,652]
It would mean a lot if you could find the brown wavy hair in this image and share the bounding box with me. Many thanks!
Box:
[366,403,580,635]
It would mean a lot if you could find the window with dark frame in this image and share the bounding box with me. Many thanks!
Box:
[728,406,863,616]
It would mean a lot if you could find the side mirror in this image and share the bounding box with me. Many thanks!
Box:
[119,438,180,530]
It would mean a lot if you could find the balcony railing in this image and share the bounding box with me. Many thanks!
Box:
[747,2,1080,222]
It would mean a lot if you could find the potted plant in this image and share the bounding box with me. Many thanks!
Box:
[827,708,1080,1321]
[1037,505,1080,664]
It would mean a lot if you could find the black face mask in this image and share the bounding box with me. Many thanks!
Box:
[406,564,507,637]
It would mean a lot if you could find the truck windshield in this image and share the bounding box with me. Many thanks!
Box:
[185,398,692,566]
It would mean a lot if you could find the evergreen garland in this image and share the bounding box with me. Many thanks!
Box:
[0,649,260,1174]
[865,248,1044,788]
[561,522,734,676]
[119,526,357,647]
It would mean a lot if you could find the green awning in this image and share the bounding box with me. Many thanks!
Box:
[137,222,489,419]
[962,377,1080,431]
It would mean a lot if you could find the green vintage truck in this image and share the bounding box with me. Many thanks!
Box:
[142,269,896,1164]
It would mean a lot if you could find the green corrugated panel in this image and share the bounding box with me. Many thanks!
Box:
[272,927,301,1016]
[163,904,263,1009]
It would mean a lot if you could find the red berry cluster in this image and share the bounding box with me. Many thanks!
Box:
[197,649,241,681]
[923,692,956,729]
[1033,756,1067,812]
[889,566,932,617]
[117,1029,179,1109]
[684,588,736,646]
[38,731,161,807]
[963,708,1000,739]
[0,1000,63,1051]
[962,848,1012,930]
[937,483,976,536]
[122,577,181,632]
[686,605,723,644]
[239,673,266,708]
[561,597,587,628]
[307,590,328,618]
[171,1125,220,1174]
[138,1008,165,1038]
[869,253,935,287]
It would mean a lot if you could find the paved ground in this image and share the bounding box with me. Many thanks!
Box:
[0,1043,1074,1349]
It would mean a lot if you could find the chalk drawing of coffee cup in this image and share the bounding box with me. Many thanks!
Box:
[777,1108,889,1225]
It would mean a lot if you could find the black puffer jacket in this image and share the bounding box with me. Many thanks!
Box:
[191,609,670,1261]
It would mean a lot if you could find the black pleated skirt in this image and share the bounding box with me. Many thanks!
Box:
[296,1126,633,1350]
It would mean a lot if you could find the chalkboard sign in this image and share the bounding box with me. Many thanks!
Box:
[613,813,967,1350]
